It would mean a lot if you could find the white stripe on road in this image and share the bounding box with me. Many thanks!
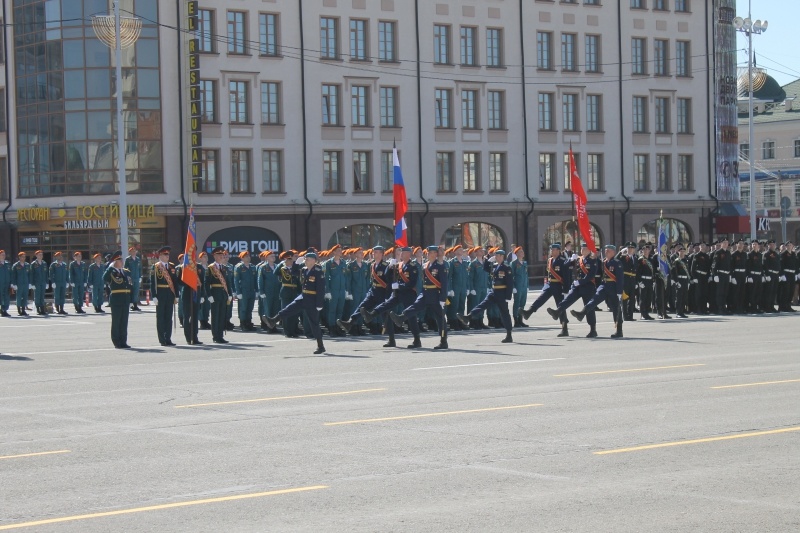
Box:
[413,358,566,371]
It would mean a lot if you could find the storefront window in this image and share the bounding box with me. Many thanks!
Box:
[637,218,692,246]
[442,222,505,250]
[328,224,393,249]
[542,220,602,259]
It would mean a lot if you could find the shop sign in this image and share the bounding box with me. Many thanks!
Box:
[205,226,283,257]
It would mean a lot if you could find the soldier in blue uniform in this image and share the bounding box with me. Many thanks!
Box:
[30,250,49,315]
[68,251,88,314]
[338,246,393,331]
[324,245,347,336]
[264,249,327,354]
[616,242,638,321]
[389,245,449,350]
[0,250,11,317]
[233,250,257,331]
[205,246,232,343]
[446,246,470,330]
[104,251,133,349]
[570,244,624,338]
[11,252,32,316]
[49,251,69,315]
[150,246,178,346]
[522,243,570,337]
[510,247,529,327]
[87,253,107,313]
[546,243,599,337]
[257,250,281,332]
[274,251,300,337]
[458,249,514,343]
[124,247,143,311]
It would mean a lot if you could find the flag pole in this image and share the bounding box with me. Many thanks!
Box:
[570,144,578,248]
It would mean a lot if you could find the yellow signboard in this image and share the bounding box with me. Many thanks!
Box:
[17,204,164,231]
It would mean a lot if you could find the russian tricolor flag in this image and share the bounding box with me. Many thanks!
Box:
[393,144,408,247]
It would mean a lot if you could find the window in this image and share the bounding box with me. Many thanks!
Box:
[436,152,454,192]
[632,38,647,75]
[350,19,368,60]
[763,140,775,160]
[351,85,369,126]
[540,153,556,191]
[463,153,480,192]
[678,154,693,191]
[741,187,750,207]
[323,151,342,192]
[199,80,217,123]
[0,158,6,201]
[654,39,669,76]
[262,150,282,192]
[227,11,247,54]
[378,21,397,61]
[795,183,800,206]
[434,25,451,64]
[320,17,339,59]
[562,94,578,131]
[631,0,646,7]
[488,91,504,130]
[655,97,670,133]
[677,98,692,133]
[561,33,577,71]
[676,41,690,76]
[587,154,603,191]
[763,184,777,207]
[564,153,578,191]
[537,32,553,70]
[654,0,668,10]
[486,28,503,67]
[197,150,219,193]
[586,95,602,132]
[740,142,750,161]
[489,153,506,191]
[381,151,394,192]
[585,0,601,5]
[260,82,281,124]
[634,154,649,191]
[229,81,249,124]
[656,154,671,190]
[460,26,477,66]
[379,87,398,127]
[462,89,478,129]
[259,13,279,56]
[633,96,648,133]
[795,140,800,158]
[322,84,340,125]
[231,149,251,193]
[538,93,554,131]
[353,151,371,192]
[675,0,689,12]
[435,89,452,128]
[585,35,601,73]
[198,9,216,53]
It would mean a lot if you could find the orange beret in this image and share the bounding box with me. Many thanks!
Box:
[128,246,137,252]
[53,251,63,257]
[279,251,291,260]
[18,251,26,257]
[198,252,207,258]
[239,251,249,259]
[93,253,102,259]
[329,244,341,252]
[73,251,81,256]
[513,246,523,254]
[452,245,462,252]
[413,247,421,254]
[385,247,395,255]
[34,250,43,255]
[177,253,184,260]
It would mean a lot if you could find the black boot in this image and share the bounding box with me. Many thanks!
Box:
[546,308,560,320]
[522,306,534,320]
[263,315,282,330]
[200,320,211,330]
[360,307,376,322]
[1,309,10,317]
[389,311,406,328]
[557,324,569,337]
[314,339,326,355]
[501,331,513,343]
[433,337,448,349]
[457,314,470,327]
[407,335,422,349]
[611,323,623,338]
[586,328,598,338]
[515,316,529,328]
[383,336,396,348]
[641,312,654,320]
[570,309,586,322]
[337,318,353,334]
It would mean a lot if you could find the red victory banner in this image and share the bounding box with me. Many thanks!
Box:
[569,146,597,253]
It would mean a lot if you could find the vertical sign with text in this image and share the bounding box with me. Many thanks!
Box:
[187,0,202,193]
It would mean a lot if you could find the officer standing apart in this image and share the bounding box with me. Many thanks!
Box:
[264,249,326,354]
[0,250,11,317]
[458,249,514,343]
[511,247,529,327]
[523,243,570,337]
[30,250,48,315]
[11,252,32,316]
[151,246,178,346]
[547,243,599,337]
[233,250,257,331]
[124,247,143,311]
[570,244,624,338]
[88,253,106,313]
[104,251,132,349]
[197,252,211,329]
[49,252,69,315]
[389,245,449,350]
[205,246,232,343]
[69,251,88,314]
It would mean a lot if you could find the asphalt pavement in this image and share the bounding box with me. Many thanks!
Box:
[1,293,799,532]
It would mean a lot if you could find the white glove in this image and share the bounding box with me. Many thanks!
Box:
[259,293,265,299]
[391,283,399,290]
[316,307,323,311]
[470,289,476,295]
[236,293,243,299]
[389,258,397,266]
[208,296,214,303]
[227,296,233,303]
[513,288,518,294]
[29,284,35,290]
[765,275,771,282]
[746,277,753,284]
[345,291,353,300]
[779,275,786,282]
[88,287,93,293]
[730,278,737,285]
[324,292,332,300]
[69,283,74,287]
[796,274,800,281]
[489,257,497,264]
[447,290,454,297]
[47,283,51,289]
[675,282,681,289]
[440,301,446,308]
[153,297,158,305]
[573,280,580,287]
[10,284,16,290]
[570,254,578,262]
[713,276,719,282]
[200,297,205,303]
[691,279,698,285]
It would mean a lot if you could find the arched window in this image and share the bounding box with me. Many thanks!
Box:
[328,224,394,249]
[442,222,506,250]
[542,220,602,259]
[637,218,692,246]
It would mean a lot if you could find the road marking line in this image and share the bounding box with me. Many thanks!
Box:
[414,358,565,370]
[0,485,328,531]
[174,388,387,409]
[325,403,543,426]
[594,426,800,455]
[0,450,70,461]
[711,378,800,389]
[555,363,705,378]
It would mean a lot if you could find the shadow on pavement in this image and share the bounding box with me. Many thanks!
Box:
[0,354,34,361]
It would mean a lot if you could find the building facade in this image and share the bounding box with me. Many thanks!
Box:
[1,0,723,266]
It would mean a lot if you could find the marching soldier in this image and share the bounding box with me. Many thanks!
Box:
[389,245,449,350]
[711,236,733,315]
[446,246,469,331]
[778,242,798,312]
[264,249,326,354]
[730,240,748,314]
[49,252,69,315]
[546,243,599,337]
[745,241,764,314]
[257,250,281,332]
[150,246,178,346]
[30,250,49,315]
[0,249,11,317]
[88,253,106,313]
[511,246,529,327]
[276,251,301,338]
[68,251,88,314]
[205,246,232,343]
[522,243,570,337]
[339,246,393,333]
[124,247,143,311]
[690,242,711,315]
[636,243,655,320]
[10,252,32,316]
[670,245,691,318]
[103,251,132,349]
[616,242,638,321]
[458,248,514,343]
[467,247,489,329]
[570,244,624,338]
[762,240,780,313]
[233,250,257,331]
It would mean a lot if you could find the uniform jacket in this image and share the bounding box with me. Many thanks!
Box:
[421,260,449,303]
[324,259,347,294]
[301,264,326,308]
[49,260,69,286]
[575,255,599,288]
[396,259,419,293]
[103,266,133,306]
[484,259,513,300]
[68,260,88,289]
[511,259,529,291]
[11,261,31,289]
[31,260,48,287]
[150,261,178,300]
[124,255,142,281]
[600,258,624,296]
[233,262,257,297]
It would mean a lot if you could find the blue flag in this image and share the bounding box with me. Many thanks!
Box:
[657,220,670,278]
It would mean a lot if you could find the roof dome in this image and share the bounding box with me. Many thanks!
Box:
[738,69,786,102]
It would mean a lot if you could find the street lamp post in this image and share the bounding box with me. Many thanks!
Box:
[733,7,768,242]
[92,3,141,252]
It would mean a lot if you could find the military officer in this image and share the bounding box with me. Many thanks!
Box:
[264,249,327,354]
[446,245,469,330]
[636,243,655,320]
[762,240,780,313]
[670,245,691,318]
[616,242,638,321]
[0,249,11,317]
[338,246,393,332]
[205,246,232,343]
[103,251,132,349]
[546,243,599,338]
[778,242,798,312]
[745,241,764,314]
[10,251,32,316]
[48,252,69,315]
[176,253,203,345]
[458,248,514,343]
[511,246,529,327]
[257,250,281,332]
[571,244,624,338]
[389,245,449,350]
[68,251,88,314]
[29,250,49,315]
[711,236,733,315]
[222,251,236,330]
[233,250,257,331]
[324,245,347,336]
[729,240,748,314]
[522,243,570,337]
[124,247,143,311]
[467,247,490,329]
[275,251,301,338]
[690,242,711,314]
[197,252,211,329]
[88,253,107,313]
[150,246,178,346]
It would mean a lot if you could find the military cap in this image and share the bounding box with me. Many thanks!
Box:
[494,249,506,255]
[305,250,318,259]
[372,245,385,252]
[426,245,439,252]
[720,235,729,242]
[111,250,123,261]
[580,242,590,248]
[198,251,207,258]
[550,243,562,249]
[625,241,636,248]
[604,244,617,251]
[157,246,171,255]
[400,246,412,252]
[767,239,776,244]
[212,246,226,255]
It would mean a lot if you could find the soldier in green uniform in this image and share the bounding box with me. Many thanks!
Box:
[446,245,469,330]
[124,247,143,311]
[150,246,178,346]
[344,248,369,335]
[670,245,691,318]
[49,252,69,315]
[11,252,32,316]
[511,246,529,327]
[257,250,281,332]
[0,249,11,317]
[68,251,88,314]
[30,250,49,315]
[276,251,301,337]
[88,253,107,313]
[205,246,232,343]
[233,250,257,331]
[104,251,132,349]
[324,245,347,336]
